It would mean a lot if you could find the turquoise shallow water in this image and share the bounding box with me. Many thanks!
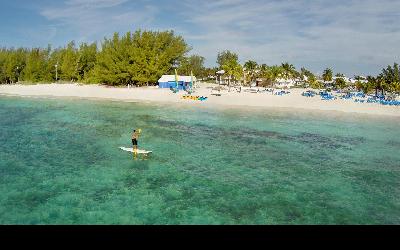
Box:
[0,96,399,225]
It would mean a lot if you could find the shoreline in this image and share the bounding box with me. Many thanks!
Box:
[0,83,399,118]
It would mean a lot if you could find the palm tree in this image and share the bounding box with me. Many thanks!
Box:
[222,60,243,91]
[381,63,399,83]
[376,76,387,96]
[260,64,268,72]
[244,60,258,72]
[334,73,346,90]
[300,67,308,80]
[354,75,365,81]
[322,68,333,82]
[259,65,283,88]
[367,76,386,97]
[244,60,258,84]
[334,77,347,90]
[281,62,296,80]
[379,63,399,94]
[366,76,377,96]
[394,82,400,93]
[309,77,322,90]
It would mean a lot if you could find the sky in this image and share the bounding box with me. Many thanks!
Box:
[0,0,399,76]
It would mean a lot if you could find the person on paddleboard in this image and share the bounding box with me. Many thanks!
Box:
[131,129,141,153]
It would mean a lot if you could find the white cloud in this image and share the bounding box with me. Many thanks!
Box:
[37,0,400,75]
[180,0,400,75]
[40,0,158,44]
[65,0,129,8]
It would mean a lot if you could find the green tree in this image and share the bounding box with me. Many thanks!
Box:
[0,48,28,84]
[367,76,386,96]
[77,42,97,82]
[259,64,268,72]
[281,62,297,80]
[47,47,63,82]
[0,49,5,83]
[132,30,189,85]
[202,67,219,81]
[334,73,347,89]
[222,59,243,90]
[178,54,205,78]
[244,60,258,72]
[91,32,130,85]
[322,68,333,82]
[217,50,238,69]
[334,77,347,90]
[92,30,189,86]
[244,60,258,85]
[259,65,283,88]
[6,48,26,83]
[354,75,366,81]
[22,48,52,83]
[300,67,310,80]
[381,63,399,83]
[391,81,400,93]
[356,80,373,94]
[308,75,321,89]
[300,67,318,88]
[380,63,399,93]
[60,41,78,81]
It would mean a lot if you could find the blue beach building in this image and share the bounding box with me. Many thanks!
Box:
[158,75,196,91]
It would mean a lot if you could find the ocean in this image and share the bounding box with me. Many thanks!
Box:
[0,96,399,224]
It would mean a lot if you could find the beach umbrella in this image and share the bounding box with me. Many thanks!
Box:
[175,69,179,91]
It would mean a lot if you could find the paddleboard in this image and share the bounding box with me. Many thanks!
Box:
[119,147,153,154]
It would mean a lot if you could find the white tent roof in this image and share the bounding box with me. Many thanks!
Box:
[158,75,196,83]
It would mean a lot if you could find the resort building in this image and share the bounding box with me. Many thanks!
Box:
[349,78,368,84]
[158,75,196,90]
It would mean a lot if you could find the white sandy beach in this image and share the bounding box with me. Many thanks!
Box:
[0,82,399,117]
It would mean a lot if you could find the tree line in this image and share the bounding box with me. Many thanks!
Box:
[0,29,399,95]
[215,50,400,94]
[0,30,202,86]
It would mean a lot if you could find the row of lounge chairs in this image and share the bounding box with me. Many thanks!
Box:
[366,98,400,106]
[301,90,400,106]
[340,92,366,100]
[301,90,336,100]
[320,92,337,100]
[342,92,400,106]
[302,90,316,97]
[274,90,290,96]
